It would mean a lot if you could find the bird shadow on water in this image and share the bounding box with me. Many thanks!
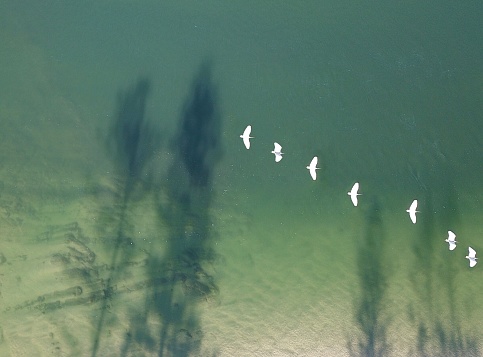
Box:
[407,177,480,357]
[347,198,390,357]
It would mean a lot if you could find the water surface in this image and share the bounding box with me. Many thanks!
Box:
[0,1,482,356]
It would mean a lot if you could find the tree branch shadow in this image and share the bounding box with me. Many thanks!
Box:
[348,198,390,357]
[90,77,161,357]
[116,61,222,357]
[408,169,480,357]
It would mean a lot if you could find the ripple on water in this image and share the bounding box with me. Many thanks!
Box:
[399,113,416,131]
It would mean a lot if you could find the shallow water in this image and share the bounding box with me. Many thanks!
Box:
[0,1,482,356]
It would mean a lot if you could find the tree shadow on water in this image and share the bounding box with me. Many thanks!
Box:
[348,198,390,357]
[118,61,222,357]
[408,183,480,357]
[90,77,161,356]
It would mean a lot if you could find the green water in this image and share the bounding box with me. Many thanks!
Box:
[0,1,482,356]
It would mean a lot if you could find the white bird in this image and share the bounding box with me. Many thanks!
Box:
[445,230,457,251]
[306,156,320,180]
[466,247,478,268]
[406,199,419,224]
[271,142,283,162]
[240,125,253,149]
[347,182,361,207]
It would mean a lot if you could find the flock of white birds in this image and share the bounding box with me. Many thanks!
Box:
[240,125,478,268]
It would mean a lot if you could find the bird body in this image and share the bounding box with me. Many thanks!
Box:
[271,142,283,162]
[406,199,419,224]
[306,156,320,180]
[348,182,361,207]
[445,230,457,251]
[240,125,253,149]
[466,247,478,267]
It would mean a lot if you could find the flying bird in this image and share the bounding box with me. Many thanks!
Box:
[466,247,478,268]
[347,182,361,207]
[271,142,283,162]
[306,156,320,180]
[445,230,457,251]
[406,199,419,224]
[240,125,253,149]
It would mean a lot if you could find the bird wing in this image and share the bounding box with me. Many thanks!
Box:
[447,231,456,241]
[351,194,358,207]
[243,125,252,137]
[468,247,477,258]
[243,136,251,149]
[274,142,282,152]
[241,126,251,149]
[310,156,318,168]
[410,199,418,212]
[409,211,417,224]
[351,182,359,195]
[309,167,316,180]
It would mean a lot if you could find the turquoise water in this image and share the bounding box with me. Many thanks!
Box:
[0,1,482,356]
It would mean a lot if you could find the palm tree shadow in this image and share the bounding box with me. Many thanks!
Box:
[118,61,222,357]
[348,197,390,357]
[90,77,161,357]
